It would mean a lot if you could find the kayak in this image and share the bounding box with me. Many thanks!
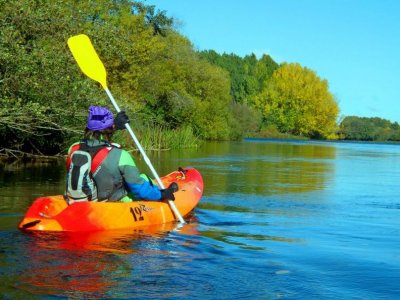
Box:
[18,167,203,232]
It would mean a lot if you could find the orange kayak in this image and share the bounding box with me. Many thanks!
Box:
[18,168,203,232]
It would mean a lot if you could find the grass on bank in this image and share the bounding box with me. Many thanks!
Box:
[114,125,200,151]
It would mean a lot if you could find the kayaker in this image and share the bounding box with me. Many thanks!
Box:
[65,105,177,204]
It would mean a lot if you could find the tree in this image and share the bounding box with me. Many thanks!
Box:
[0,0,102,155]
[140,32,232,140]
[255,54,279,91]
[255,63,339,139]
[0,0,176,156]
[339,116,400,141]
[228,102,262,140]
[198,51,278,105]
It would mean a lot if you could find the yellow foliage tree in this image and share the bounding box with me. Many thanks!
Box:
[255,63,339,139]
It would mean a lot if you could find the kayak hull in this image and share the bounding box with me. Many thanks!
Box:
[18,168,203,232]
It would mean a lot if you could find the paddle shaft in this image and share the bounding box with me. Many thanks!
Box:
[105,89,186,224]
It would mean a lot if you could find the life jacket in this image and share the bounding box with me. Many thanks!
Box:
[65,141,113,204]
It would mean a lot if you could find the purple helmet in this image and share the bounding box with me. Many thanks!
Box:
[86,106,114,130]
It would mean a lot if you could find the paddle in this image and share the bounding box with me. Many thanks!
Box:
[67,34,185,224]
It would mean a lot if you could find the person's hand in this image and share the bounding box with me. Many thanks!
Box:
[114,111,130,130]
[160,182,179,201]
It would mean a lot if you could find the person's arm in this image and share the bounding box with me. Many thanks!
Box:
[118,150,162,200]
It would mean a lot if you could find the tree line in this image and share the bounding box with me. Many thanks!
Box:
[1,1,393,159]
[339,116,400,141]
[1,0,235,157]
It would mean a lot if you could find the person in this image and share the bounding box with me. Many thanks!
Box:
[65,105,177,204]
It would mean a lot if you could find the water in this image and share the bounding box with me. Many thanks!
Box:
[1,140,399,299]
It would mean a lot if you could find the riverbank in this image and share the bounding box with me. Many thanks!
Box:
[2,130,400,167]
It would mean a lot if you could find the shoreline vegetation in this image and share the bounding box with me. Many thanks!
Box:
[2,137,400,168]
[1,1,399,162]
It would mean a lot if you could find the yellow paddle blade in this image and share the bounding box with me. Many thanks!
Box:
[67,34,107,90]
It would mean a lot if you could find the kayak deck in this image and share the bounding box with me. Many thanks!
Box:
[18,168,203,232]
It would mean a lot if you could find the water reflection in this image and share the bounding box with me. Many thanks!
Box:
[191,140,336,195]
[0,160,65,211]
[12,222,199,298]
[0,159,64,184]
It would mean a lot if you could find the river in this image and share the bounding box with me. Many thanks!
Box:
[0,139,399,299]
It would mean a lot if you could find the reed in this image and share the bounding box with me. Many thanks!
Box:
[115,125,200,151]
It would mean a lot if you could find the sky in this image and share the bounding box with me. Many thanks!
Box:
[146,0,400,123]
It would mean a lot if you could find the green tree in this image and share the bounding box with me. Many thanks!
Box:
[228,102,262,140]
[255,63,339,139]
[339,116,400,141]
[0,0,177,156]
[140,32,232,140]
[0,0,102,155]
[255,54,279,92]
[340,116,375,140]
[198,51,278,105]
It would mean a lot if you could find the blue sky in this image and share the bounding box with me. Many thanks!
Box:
[147,0,400,123]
